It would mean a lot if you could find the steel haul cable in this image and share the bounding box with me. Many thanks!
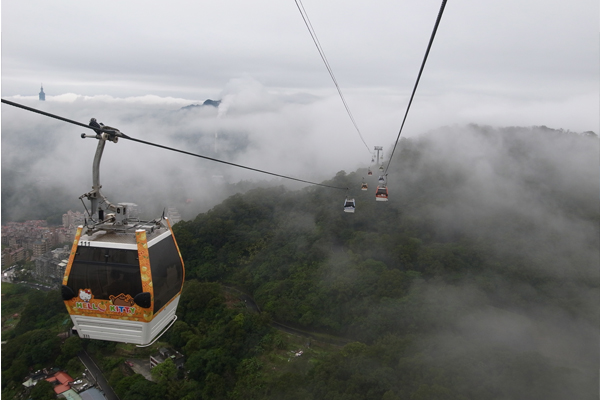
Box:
[1,99,348,191]
[384,0,448,176]
[294,0,371,154]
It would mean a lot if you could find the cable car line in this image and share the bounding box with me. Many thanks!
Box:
[124,134,347,190]
[1,98,348,191]
[4,0,448,209]
[294,0,371,154]
[384,0,447,176]
[1,99,124,136]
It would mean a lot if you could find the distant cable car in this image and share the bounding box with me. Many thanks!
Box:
[379,165,384,171]
[361,182,368,191]
[367,169,373,176]
[375,186,389,201]
[343,198,356,213]
[378,175,386,184]
[61,120,184,347]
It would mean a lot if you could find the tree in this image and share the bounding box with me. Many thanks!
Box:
[30,380,55,400]
[57,336,83,366]
[151,358,177,386]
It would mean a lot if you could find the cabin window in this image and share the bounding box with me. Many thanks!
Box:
[148,235,184,313]
[67,247,142,300]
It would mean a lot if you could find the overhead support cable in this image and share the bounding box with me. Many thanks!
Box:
[1,99,125,136]
[294,0,371,154]
[1,99,348,191]
[385,0,448,175]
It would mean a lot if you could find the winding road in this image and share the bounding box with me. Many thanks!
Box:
[78,350,120,400]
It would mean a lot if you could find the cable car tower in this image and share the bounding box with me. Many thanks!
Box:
[374,146,384,170]
[61,119,185,346]
[374,146,383,162]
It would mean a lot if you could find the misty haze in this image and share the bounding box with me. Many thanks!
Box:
[2,0,598,398]
[2,88,598,399]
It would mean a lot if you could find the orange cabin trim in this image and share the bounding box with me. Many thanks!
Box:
[136,230,154,321]
[62,226,83,286]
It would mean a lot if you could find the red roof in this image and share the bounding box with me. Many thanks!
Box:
[45,371,74,394]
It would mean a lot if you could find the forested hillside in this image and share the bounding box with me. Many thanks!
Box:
[2,125,597,400]
[173,125,598,399]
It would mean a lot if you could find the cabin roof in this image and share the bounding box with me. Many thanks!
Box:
[80,226,169,246]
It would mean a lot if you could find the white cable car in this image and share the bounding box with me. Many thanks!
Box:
[61,120,184,346]
[343,198,356,213]
[378,175,386,184]
[361,182,368,191]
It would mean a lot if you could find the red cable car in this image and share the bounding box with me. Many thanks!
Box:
[375,186,389,201]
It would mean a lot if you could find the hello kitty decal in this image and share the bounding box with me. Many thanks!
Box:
[79,289,92,302]
[70,287,137,315]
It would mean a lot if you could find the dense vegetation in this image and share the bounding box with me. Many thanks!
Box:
[1,286,72,398]
[172,125,599,399]
[2,125,597,399]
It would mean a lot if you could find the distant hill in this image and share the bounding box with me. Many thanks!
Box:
[180,99,221,110]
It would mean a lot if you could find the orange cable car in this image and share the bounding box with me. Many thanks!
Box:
[61,120,184,346]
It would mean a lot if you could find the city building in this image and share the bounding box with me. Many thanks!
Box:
[1,219,73,265]
[45,371,74,395]
[35,245,70,284]
[79,387,106,400]
[150,347,185,369]
[33,240,50,258]
[1,247,25,267]
[63,210,85,229]
[39,84,46,101]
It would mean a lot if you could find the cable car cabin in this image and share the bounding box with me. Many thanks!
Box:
[61,218,184,346]
[59,121,185,346]
[343,198,356,213]
[378,175,386,184]
[375,186,389,201]
[361,182,368,191]
[367,170,373,176]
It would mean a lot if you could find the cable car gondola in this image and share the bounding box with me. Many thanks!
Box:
[61,120,184,346]
[361,182,368,191]
[343,197,356,213]
[375,186,389,201]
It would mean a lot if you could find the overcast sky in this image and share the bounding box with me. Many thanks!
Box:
[1,0,599,221]
[2,0,598,133]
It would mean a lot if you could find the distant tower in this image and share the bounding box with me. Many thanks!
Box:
[39,84,45,101]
